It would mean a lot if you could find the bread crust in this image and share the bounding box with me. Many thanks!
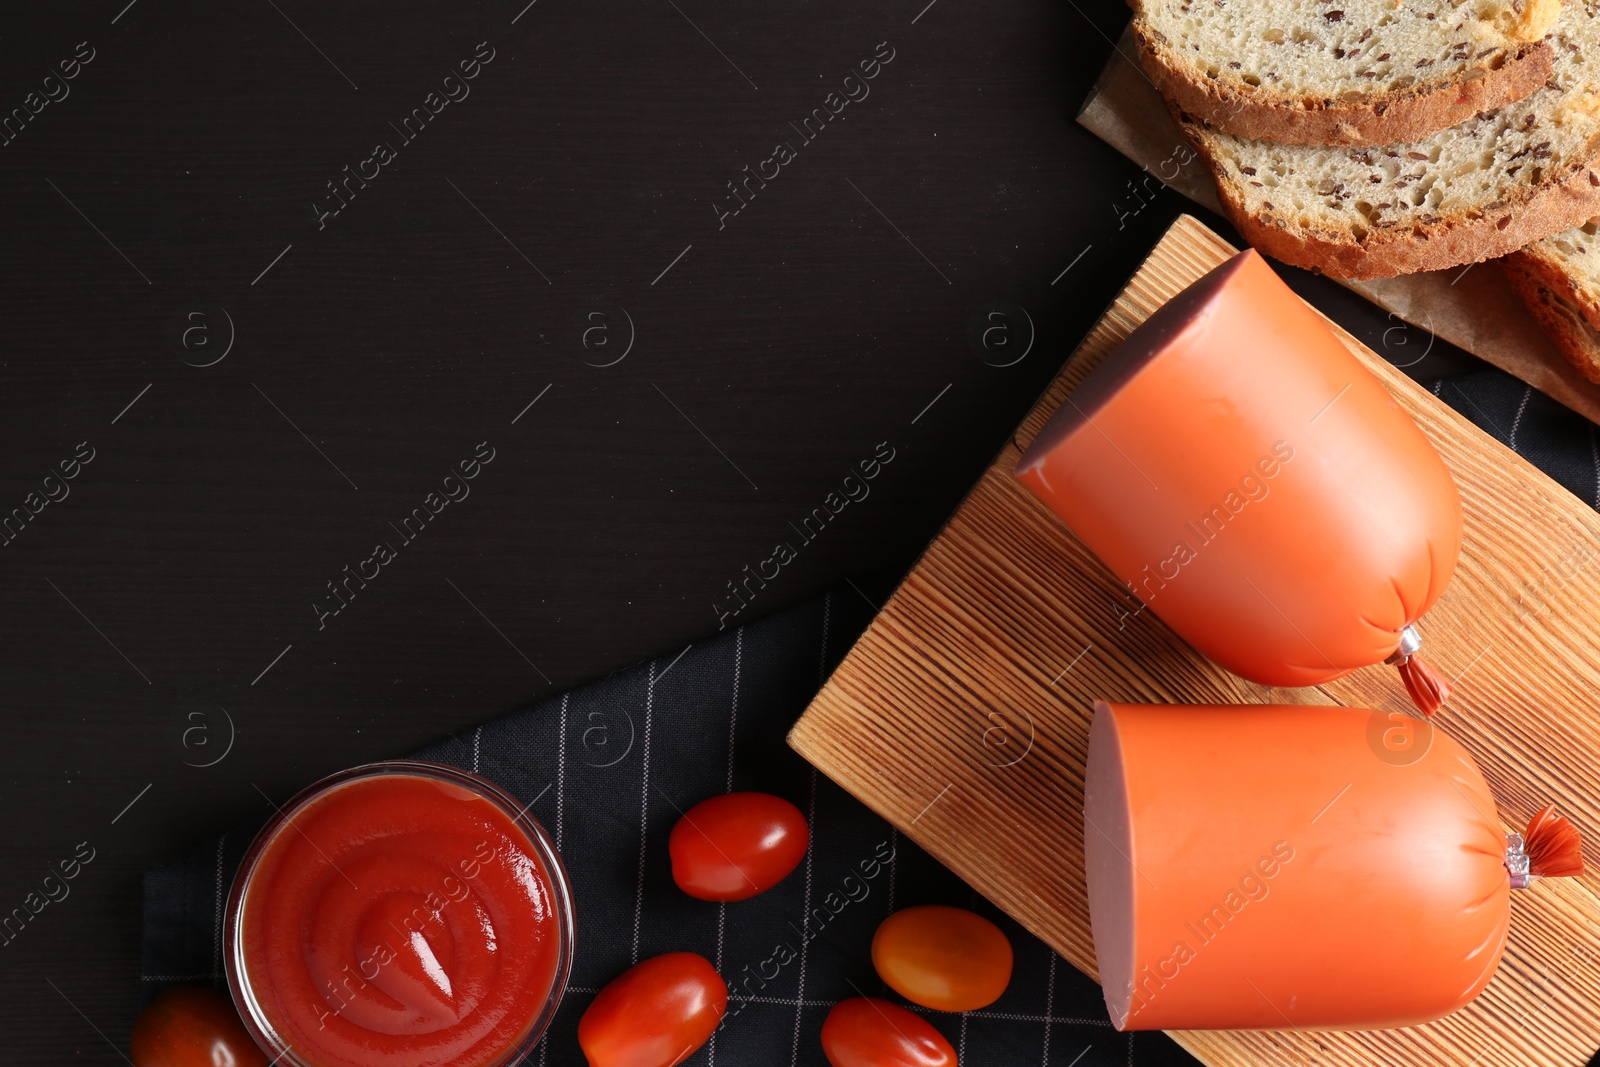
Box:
[1503,252,1600,382]
[1134,22,1555,147]
[1180,114,1600,279]
[1506,240,1600,328]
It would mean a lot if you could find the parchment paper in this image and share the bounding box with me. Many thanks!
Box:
[1078,26,1600,425]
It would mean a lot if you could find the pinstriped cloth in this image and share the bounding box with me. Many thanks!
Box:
[1432,372,1600,508]
[141,589,1194,1066]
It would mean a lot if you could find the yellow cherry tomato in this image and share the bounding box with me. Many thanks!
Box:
[871,905,1013,1011]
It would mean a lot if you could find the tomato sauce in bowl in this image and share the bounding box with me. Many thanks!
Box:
[225,762,574,1067]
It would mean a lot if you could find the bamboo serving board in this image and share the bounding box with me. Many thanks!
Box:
[789,215,1600,1067]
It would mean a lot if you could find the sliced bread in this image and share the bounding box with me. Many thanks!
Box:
[1134,0,1561,145]
[1177,0,1600,280]
[1504,220,1600,381]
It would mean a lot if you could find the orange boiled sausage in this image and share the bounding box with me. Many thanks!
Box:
[1084,701,1582,1030]
[1015,250,1462,711]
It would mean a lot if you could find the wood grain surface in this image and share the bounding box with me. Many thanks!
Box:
[789,214,1600,1067]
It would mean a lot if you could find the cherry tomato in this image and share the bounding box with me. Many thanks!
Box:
[131,986,267,1067]
[669,791,809,901]
[821,998,956,1067]
[871,905,1013,1012]
[578,952,728,1067]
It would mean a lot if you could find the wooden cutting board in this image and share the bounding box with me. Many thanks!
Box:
[789,214,1600,1067]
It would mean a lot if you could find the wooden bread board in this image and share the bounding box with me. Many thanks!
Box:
[789,215,1600,1067]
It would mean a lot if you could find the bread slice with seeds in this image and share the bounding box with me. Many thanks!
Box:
[1177,0,1600,280]
[1504,221,1600,381]
[1134,0,1561,145]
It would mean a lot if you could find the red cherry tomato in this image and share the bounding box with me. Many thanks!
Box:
[669,791,809,901]
[821,998,956,1067]
[578,952,728,1067]
[131,986,268,1067]
[871,905,1013,1012]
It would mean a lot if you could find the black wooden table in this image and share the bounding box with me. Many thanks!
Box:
[0,1,1478,1060]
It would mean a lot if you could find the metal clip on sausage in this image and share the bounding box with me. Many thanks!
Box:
[1506,805,1585,889]
[1384,624,1450,716]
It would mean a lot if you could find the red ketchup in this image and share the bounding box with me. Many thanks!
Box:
[226,763,574,1067]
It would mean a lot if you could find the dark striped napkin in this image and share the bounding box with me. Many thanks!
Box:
[142,585,1193,1066]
